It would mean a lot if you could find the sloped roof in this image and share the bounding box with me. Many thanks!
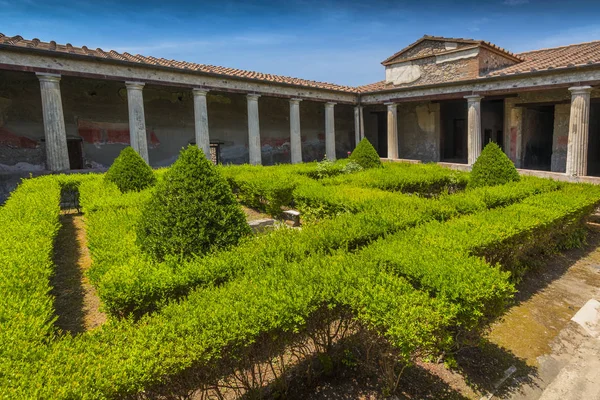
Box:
[381,35,522,66]
[0,33,357,93]
[487,40,600,76]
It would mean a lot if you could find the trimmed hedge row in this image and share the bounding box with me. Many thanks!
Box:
[4,176,594,398]
[321,162,469,195]
[359,183,600,329]
[81,176,560,317]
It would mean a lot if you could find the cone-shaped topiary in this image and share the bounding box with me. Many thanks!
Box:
[105,147,156,193]
[349,138,381,169]
[136,145,251,261]
[468,142,520,189]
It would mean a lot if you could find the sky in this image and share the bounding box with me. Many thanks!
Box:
[1,0,600,86]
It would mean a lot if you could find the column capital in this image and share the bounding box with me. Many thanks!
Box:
[193,88,209,96]
[247,93,261,100]
[385,102,397,109]
[569,86,593,95]
[36,73,61,83]
[464,94,483,102]
[290,97,303,103]
[325,102,336,108]
[125,81,145,90]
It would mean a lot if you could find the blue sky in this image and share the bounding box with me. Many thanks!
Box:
[1,0,600,86]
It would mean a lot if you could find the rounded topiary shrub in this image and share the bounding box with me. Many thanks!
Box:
[136,145,250,261]
[349,138,381,169]
[468,142,520,189]
[105,147,156,193]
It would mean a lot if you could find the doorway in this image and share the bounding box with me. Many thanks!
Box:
[67,138,84,170]
[440,100,468,163]
[522,106,554,171]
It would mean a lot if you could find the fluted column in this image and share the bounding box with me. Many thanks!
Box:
[125,82,149,163]
[247,94,261,165]
[325,102,336,161]
[36,73,69,171]
[465,95,483,165]
[289,98,302,164]
[193,89,210,158]
[565,86,593,176]
[386,102,398,159]
[359,105,365,141]
[354,105,361,146]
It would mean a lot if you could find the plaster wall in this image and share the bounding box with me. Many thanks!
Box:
[397,102,440,162]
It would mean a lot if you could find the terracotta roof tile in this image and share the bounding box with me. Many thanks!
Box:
[1,33,600,95]
[488,40,600,76]
[0,33,357,93]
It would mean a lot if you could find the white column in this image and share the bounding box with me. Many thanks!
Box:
[359,106,365,141]
[36,73,69,171]
[125,82,149,163]
[325,102,336,161]
[193,89,210,158]
[354,105,361,147]
[289,98,302,164]
[465,95,483,165]
[247,94,261,165]
[565,86,593,176]
[386,102,398,159]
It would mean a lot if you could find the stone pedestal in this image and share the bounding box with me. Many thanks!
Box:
[125,82,149,163]
[386,102,398,159]
[247,94,261,165]
[36,73,69,171]
[193,89,210,158]
[565,86,592,176]
[325,102,336,161]
[289,98,302,164]
[465,95,483,165]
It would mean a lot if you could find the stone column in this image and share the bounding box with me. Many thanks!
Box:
[386,102,398,159]
[465,95,483,165]
[354,105,361,146]
[565,86,593,176]
[193,89,210,158]
[36,73,69,171]
[125,82,149,163]
[247,94,261,165]
[289,98,302,164]
[509,106,523,168]
[359,106,365,141]
[325,102,336,161]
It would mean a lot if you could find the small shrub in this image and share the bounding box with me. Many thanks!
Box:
[136,145,250,261]
[349,138,381,169]
[315,157,343,179]
[105,147,156,193]
[469,142,520,188]
[342,161,363,174]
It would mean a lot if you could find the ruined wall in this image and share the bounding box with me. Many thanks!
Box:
[478,48,518,76]
[397,102,440,162]
[0,70,354,170]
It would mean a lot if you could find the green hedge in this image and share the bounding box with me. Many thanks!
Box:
[82,176,560,317]
[322,162,469,195]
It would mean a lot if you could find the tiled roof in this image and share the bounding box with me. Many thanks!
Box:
[0,33,358,93]
[487,40,600,76]
[1,33,600,96]
[381,35,522,66]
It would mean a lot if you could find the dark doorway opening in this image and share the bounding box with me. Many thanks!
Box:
[482,100,504,151]
[372,111,387,157]
[587,103,600,176]
[440,100,468,163]
[67,138,84,170]
[522,106,554,171]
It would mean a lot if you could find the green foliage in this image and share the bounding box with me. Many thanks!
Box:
[469,142,520,188]
[104,147,156,193]
[136,145,250,261]
[341,160,363,174]
[349,138,381,169]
